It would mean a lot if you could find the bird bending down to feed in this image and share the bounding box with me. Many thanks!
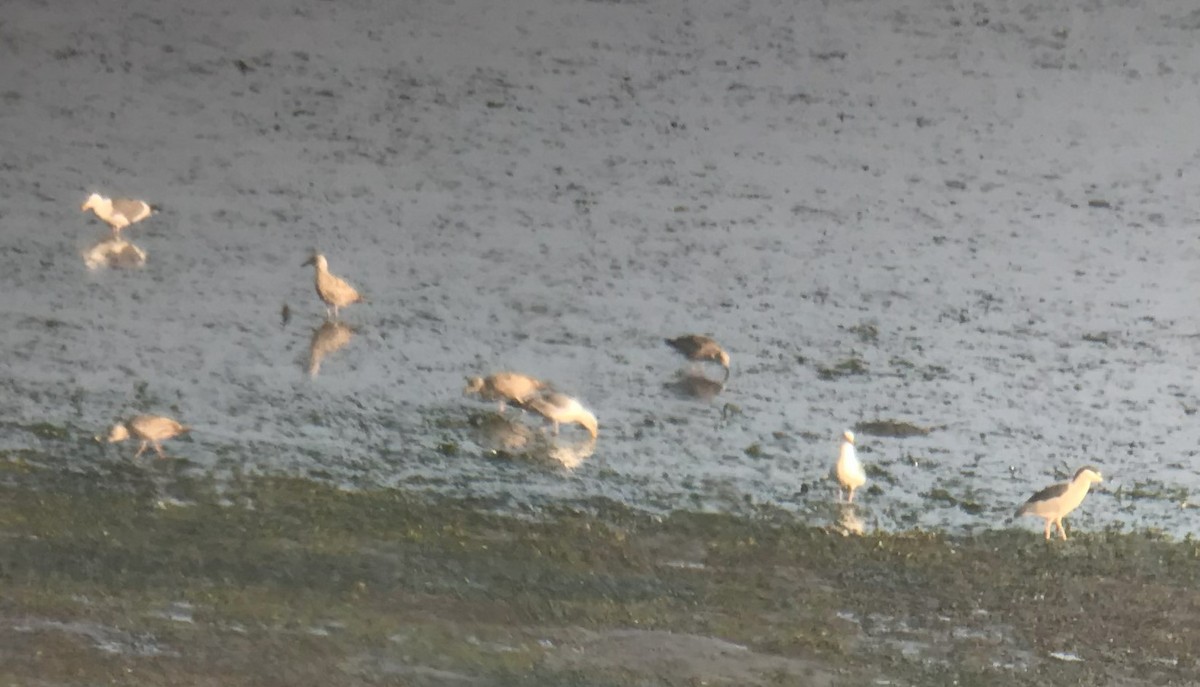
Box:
[520,392,598,439]
[302,252,365,319]
[833,430,866,502]
[665,334,731,380]
[464,372,549,411]
[81,193,155,235]
[101,414,190,458]
[1015,466,1103,540]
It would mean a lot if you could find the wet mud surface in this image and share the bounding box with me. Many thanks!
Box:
[2,0,1200,682]
[2,0,1199,535]
[2,460,1199,686]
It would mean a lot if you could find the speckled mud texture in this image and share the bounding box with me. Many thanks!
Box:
[2,0,1200,682]
[0,457,1198,686]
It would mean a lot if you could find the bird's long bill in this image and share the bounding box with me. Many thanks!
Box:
[301,256,316,267]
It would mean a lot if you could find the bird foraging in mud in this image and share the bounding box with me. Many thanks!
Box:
[519,391,598,439]
[1015,466,1103,540]
[665,334,731,381]
[302,252,365,319]
[81,193,155,235]
[832,430,866,502]
[100,414,190,459]
[463,372,549,411]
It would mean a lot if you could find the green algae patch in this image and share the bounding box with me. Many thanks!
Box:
[0,464,1199,685]
[854,419,932,438]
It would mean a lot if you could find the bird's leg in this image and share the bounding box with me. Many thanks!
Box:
[1043,520,1052,540]
[496,401,507,414]
[847,488,856,503]
[134,441,148,458]
[1057,519,1068,541]
[154,441,166,459]
[552,421,560,435]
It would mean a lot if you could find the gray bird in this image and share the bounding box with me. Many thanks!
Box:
[1015,466,1103,540]
[302,253,365,319]
[665,334,731,380]
[100,414,190,459]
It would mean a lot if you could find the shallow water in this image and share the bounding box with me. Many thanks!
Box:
[3,0,1200,537]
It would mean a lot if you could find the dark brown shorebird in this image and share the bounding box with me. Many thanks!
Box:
[82,193,155,236]
[463,372,549,411]
[100,414,190,458]
[665,334,731,381]
[1015,466,1103,540]
[519,391,599,439]
[302,253,365,319]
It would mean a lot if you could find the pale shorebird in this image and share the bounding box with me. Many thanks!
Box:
[81,193,155,235]
[463,372,549,411]
[1015,466,1103,540]
[100,414,190,458]
[83,237,147,269]
[302,253,365,319]
[832,430,867,502]
[519,391,598,439]
[665,334,731,381]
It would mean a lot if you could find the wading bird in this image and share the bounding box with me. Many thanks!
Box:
[520,391,598,439]
[463,372,549,411]
[1015,466,1103,540]
[101,414,190,459]
[81,193,155,235]
[302,252,365,319]
[665,334,731,381]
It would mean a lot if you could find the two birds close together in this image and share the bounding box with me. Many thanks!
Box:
[835,430,1103,541]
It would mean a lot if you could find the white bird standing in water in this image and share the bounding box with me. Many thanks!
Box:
[81,193,155,235]
[833,430,867,502]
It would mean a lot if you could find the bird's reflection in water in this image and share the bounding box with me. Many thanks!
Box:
[307,320,356,377]
[833,503,865,536]
[665,370,725,400]
[469,412,596,470]
[83,236,147,269]
[544,435,596,470]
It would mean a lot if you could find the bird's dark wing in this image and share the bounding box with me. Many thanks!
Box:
[666,335,710,358]
[1024,481,1069,504]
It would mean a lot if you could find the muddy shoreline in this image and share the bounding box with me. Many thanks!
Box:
[1,452,1195,686]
